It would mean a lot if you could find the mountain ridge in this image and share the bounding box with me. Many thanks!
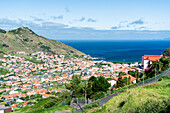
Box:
[0,27,85,56]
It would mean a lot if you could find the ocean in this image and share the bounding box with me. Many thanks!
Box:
[59,40,170,63]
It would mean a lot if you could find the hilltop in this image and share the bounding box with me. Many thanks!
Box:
[0,27,85,56]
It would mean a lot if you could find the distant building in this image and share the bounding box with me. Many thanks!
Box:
[142,55,162,69]
[16,51,27,55]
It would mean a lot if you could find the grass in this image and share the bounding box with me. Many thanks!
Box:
[0,27,85,55]
[13,97,74,113]
[86,75,170,113]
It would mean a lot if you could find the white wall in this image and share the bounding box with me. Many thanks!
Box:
[144,60,150,69]
[108,80,117,88]
[0,110,4,113]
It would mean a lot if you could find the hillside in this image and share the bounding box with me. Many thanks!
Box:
[0,27,85,55]
[87,75,170,113]
[163,48,170,56]
[14,97,74,113]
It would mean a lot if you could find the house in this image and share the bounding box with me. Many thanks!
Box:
[22,102,28,107]
[107,79,117,89]
[115,74,137,83]
[42,94,55,98]
[16,51,27,55]
[11,103,18,109]
[142,55,162,69]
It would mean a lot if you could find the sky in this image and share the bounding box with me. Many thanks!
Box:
[0,0,170,40]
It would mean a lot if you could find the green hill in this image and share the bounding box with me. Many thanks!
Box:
[87,75,170,113]
[0,27,85,55]
[163,48,170,56]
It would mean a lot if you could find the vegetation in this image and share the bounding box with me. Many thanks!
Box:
[0,68,9,75]
[87,74,170,113]
[145,57,170,79]
[0,27,85,55]
[65,75,111,101]
[163,48,170,56]
[0,29,6,33]
[83,101,100,112]
[14,97,74,113]
[65,75,86,98]
[92,76,111,92]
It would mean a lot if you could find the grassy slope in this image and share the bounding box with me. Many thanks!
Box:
[87,75,170,113]
[0,27,85,56]
[13,97,73,113]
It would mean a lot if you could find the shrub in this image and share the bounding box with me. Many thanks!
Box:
[84,101,100,110]
[2,44,9,47]
[158,75,170,81]
[40,45,51,50]
[44,101,55,108]
[23,38,29,42]
[38,42,43,45]
[118,101,126,108]
[96,91,105,99]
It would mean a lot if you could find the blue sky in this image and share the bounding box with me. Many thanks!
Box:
[0,0,170,40]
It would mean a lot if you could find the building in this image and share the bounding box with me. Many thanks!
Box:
[0,107,12,113]
[107,79,117,89]
[16,51,27,55]
[142,55,162,69]
[108,74,137,89]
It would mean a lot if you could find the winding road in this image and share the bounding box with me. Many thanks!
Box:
[74,68,170,113]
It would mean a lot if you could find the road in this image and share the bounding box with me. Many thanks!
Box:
[74,68,170,113]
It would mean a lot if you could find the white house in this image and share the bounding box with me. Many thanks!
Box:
[142,55,162,69]
[16,51,27,55]
[107,79,117,89]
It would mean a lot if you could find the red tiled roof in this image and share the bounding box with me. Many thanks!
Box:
[144,55,162,61]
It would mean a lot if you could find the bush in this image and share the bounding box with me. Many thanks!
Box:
[44,101,55,108]
[84,101,100,110]
[2,44,9,47]
[40,45,51,50]
[96,91,105,99]
[23,38,29,42]
[158,75,170,81]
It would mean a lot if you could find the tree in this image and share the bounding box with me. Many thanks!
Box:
[134,69,139,82]
[157,62,163,72]
[117,76,125,88]
[164,57,170,67]
[123,77,131,85]
[67,75,85,98]
[92,76,111,92]
[119,71,125,77]
[87,76,97,99]
[88,76,97,87]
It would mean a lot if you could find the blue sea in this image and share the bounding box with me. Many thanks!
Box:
[59,40,170,62]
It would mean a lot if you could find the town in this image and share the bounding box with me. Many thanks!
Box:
[0,51,169,112]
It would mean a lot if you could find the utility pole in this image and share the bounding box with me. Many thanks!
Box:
[155,68,156,79]
[143,69,144,86]
[85,89,87,105]
[127,77,128,91]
